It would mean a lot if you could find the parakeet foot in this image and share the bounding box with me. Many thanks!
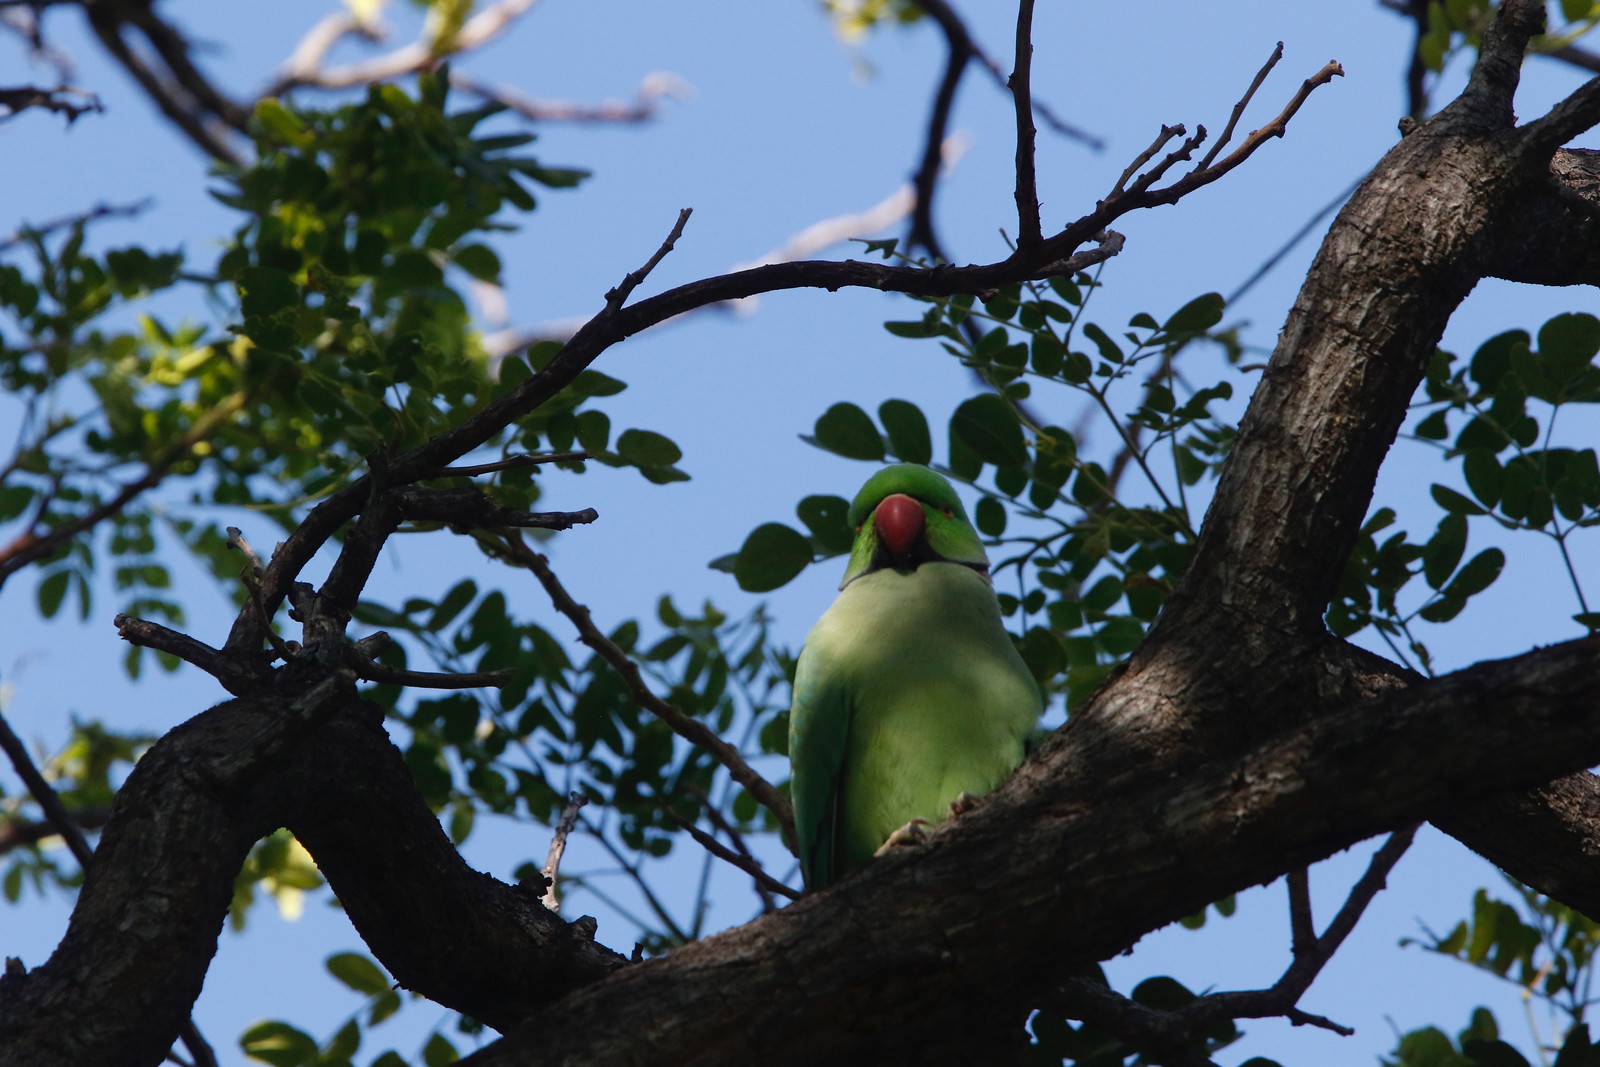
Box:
[949,791,982,816]
[873,817,933,856]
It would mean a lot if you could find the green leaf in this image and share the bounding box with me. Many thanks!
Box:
[1018,626,1065,682]
[878,399,932,464]
[884,320,939,339]
[326,952,390,996]
[428,579,477,632]
[796,495,854,555]
[616,429,683,468]
[1444,548,1504,599]
[811,402,884,461]
[1431,484,1485,515]
[1158,292,1224,337]
[1423,514,1467,590]
[975,496,1007,536]
[240,1020,319,1067]
[951,394,1028,468]
[422,1032,459,1066]
[733,523,813,592]
[236,266,300,318]
[1081,322,1123,364]
[37,570,70,619]
[1461,1039,1533,1067]
[453,243,502,282]
[252,98,313,149]
[1462,450,1502,508]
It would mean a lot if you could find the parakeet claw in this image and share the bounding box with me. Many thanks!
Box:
[949,791,982,816]
[873,817,933,857]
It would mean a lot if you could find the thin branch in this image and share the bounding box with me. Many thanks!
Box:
[0,84,100,123]
[604,209,692,312]
[263,0,543,96]
[916,0,1104,151]
[1198,42,1282,170]
[114,616,227,681]
[1054,828,1416,1056]
[541,792,588,913]
[0,806,110,856]
[1286,867,1315,958]
[1109,124,1185,199]
[394,486,599,531]
[1181,824,1419,1033]
[226,526,267,578]
[1010,0,1042,248]
[1521,71,1600,154]
[450,70,689,124]
[666,809,800,903]
[0,710,93,869]
[428,452,589,478]
[905,0,974,259]
[499,533,796,846]
[83,8,241,164]
[0,392,247,589]
[342,646,514,690]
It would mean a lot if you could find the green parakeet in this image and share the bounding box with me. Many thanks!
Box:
[789,463,1042,889]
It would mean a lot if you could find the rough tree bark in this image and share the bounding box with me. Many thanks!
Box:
[5,2,1600,1065]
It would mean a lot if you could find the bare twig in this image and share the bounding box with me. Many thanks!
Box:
[1198,42,1283,170]
[541,792,588,913]
[1109,124,1185,200]
[450,70,690,124]
[0,84,100,123]
[666,809,799,903]
[498,533,796,846]
[394,487,599,531]
[0,199,152,252]
[0,709,93,869]
[114,616,232,683]
[226,527,267,578]
[915,0,1104,151]
[1010,0,1042,248]
[264,0,543,96]
[83,5,242,163]
[342,646,514,690]
[1287,866,1315,958]
[0,807,111,856]
[427,453,588,478]
[604,209,692,312]
[1055,827,1416,1055]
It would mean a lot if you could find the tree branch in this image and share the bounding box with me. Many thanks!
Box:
[1009,0,1041,249]
[457,637,1600,1066]
[497,533,796,847]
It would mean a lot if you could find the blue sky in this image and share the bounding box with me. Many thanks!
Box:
[3,1,1599,1063]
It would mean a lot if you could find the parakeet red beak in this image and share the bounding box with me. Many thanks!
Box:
[873,493,925,564]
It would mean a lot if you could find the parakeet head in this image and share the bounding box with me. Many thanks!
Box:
[840,464,989,588]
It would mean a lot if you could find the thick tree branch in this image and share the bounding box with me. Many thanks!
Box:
[458,637,1600,1066]
[0,689,625,1065]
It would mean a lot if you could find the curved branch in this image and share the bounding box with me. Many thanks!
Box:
[457,637,1600,1066]
[0,690,625,1065]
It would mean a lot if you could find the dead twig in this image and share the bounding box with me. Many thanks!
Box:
[666,808,799,904]
[541,792,588,913]
[499,533,796,847]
